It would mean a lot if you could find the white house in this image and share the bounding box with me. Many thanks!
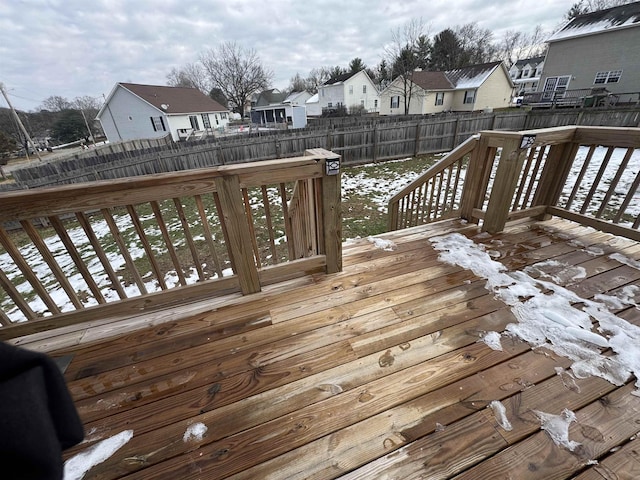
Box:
[250,90,312,129]
[380,61,514,115]
[317,70,380,114]
[509,56,545,95]
[96,83,230,143]
[305,93,321,117]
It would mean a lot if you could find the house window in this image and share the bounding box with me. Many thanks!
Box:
[360,99,365,106]
[189,115,200,130]
[328,102,333,108]
[435,92,444,106]
[594,70,622,84]
[363,85,367,94]
[150,116,165,132]
[463,90,475,104]
[374,99,378,108]
[542,75,571,100]
[523,69,530,77]
[349,85,353,94]
[390,96,400,109]
[201,113,211,129]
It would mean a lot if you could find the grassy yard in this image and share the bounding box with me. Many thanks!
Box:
[340,154,441,239]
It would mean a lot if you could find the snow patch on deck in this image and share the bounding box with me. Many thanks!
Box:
[64,430,133,480]
[430,232,640,395]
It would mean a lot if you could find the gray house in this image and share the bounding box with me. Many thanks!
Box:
[539,1,640,104]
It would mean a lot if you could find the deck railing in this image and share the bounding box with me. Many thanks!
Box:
[390,126,640,241]
[387,135,478,230]
[0,148,341,339]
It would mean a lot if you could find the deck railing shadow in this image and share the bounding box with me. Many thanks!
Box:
[0,149,341,340]
[389,125,640,241]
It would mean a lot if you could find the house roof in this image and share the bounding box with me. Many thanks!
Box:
[409,71,454,91]
[254,89,288,106]
[445,61,503,89]
[513,56,545,69]
[548,1,640,42]
[324,72,353,85]
[117,83,227,114]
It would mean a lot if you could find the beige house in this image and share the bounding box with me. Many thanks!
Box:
[380,61,514,115]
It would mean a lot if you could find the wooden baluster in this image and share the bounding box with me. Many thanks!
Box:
[0,225,60,315]
[75,212,127,299]
[261,186,279,264]
[19,219,84,310]
[126,205,167,290]
[172,198,205,282]
[0,266,37,321]
[101,208,148,295]
[48,215,106,304]
[596,147,634,218]
[150,201,187,286]
[194,195,223,278]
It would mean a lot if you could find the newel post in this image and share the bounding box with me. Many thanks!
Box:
[322,155,342,274]
[214,174,261,294]
[482,135,531,234]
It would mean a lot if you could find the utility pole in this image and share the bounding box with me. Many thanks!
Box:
[0,82,43,161]
[80,108,96,146]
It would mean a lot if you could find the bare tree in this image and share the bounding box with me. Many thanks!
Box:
[497,25,547,66]
[200,42,273,116]
[166,62,210,93]
[40,95,71,112]
[384,18,428,115]
[303,67,332,94]
[455,23,498,65]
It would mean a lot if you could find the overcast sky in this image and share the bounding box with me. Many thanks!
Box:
[1,0,573,112]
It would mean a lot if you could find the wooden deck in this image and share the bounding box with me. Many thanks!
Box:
[52,217,640,479]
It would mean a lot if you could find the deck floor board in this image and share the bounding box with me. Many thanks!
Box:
[48,217,640,479]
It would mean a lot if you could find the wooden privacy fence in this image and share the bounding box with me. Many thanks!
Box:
[0,149,341,339]
[8,107,639,191]
[389,126,640,242]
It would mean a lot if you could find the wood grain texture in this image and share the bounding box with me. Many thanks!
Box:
[44,217,640,480]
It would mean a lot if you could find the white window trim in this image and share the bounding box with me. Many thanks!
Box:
[594,70,622,84]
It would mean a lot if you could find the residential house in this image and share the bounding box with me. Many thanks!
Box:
[251,89,288,109]
[250,90,312,129]
[538,1,640,103]
[509,56,545,95]
[96,83,230,143]
[305,93,321,117]
[379,61,514,115]
[317,70,380,114]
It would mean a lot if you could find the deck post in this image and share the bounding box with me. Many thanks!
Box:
[322,155,342,274]
[460,133,491,224]
[532,141,581,220]
[214,174,261,294]
[482,137,528,234]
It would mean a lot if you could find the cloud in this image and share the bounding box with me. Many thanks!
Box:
[1,0,572,111]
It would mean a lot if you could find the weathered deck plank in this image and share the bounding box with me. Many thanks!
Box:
[48,217,640,479]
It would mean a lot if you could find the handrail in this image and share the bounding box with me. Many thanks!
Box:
[387,135,478,230]
[0,149,341,339]
[388,126,640,242]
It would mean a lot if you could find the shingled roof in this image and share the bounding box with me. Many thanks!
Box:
[409,71,454,90]
[549,1,640,42]
[119,83,227,114]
